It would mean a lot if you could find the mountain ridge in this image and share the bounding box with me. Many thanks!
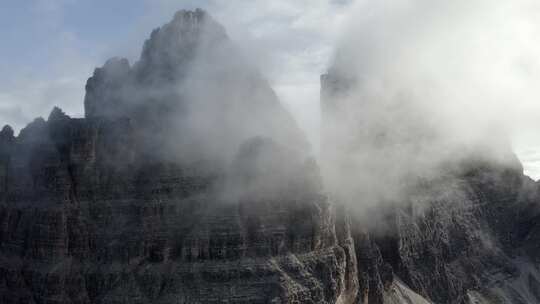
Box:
[0,8,539,304]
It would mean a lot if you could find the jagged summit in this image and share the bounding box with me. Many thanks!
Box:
[48,106,70,121]
[168,8,214,33]
[135,9,228,85]
[173,8,207,21]
[84,9,307,162]
[168,8,224,42]
[84,9,227,119]
[0,125,13,138]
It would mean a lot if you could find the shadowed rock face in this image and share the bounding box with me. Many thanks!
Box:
[0,10,358,304]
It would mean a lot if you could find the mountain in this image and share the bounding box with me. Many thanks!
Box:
[1,8,540,304]
[0,10,356,303]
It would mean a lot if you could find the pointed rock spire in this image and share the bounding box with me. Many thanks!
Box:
[48,106,70,121]
[135,9,228,84]
[0,125,14,140]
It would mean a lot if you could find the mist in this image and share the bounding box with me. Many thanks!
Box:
[320,0,540,210]
[77,9,321,206]
[4,1,540,205]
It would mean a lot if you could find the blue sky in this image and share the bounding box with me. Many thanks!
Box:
[0,0,152,125]
[0,1,157,74]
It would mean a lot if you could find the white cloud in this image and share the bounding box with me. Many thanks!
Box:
[327,0,540,180]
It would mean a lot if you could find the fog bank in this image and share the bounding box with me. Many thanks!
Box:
[320,0,540,208]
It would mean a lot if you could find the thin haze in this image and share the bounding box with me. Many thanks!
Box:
[1,0,540,179]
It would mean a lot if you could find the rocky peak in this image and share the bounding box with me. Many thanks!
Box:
[169,9,214,34]
[0,125,13,140]
[48,106,70,122]
[84,9,306,163]
[0,125,14,157]
[101,57,131,80]
[84,57,131,119]
[135,9,227,84]
[17,117,48,144]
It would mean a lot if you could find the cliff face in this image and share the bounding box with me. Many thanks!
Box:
[0,10,357,304]
[354,166,540,304]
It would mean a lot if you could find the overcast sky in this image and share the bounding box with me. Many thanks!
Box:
[1,0,540,180]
